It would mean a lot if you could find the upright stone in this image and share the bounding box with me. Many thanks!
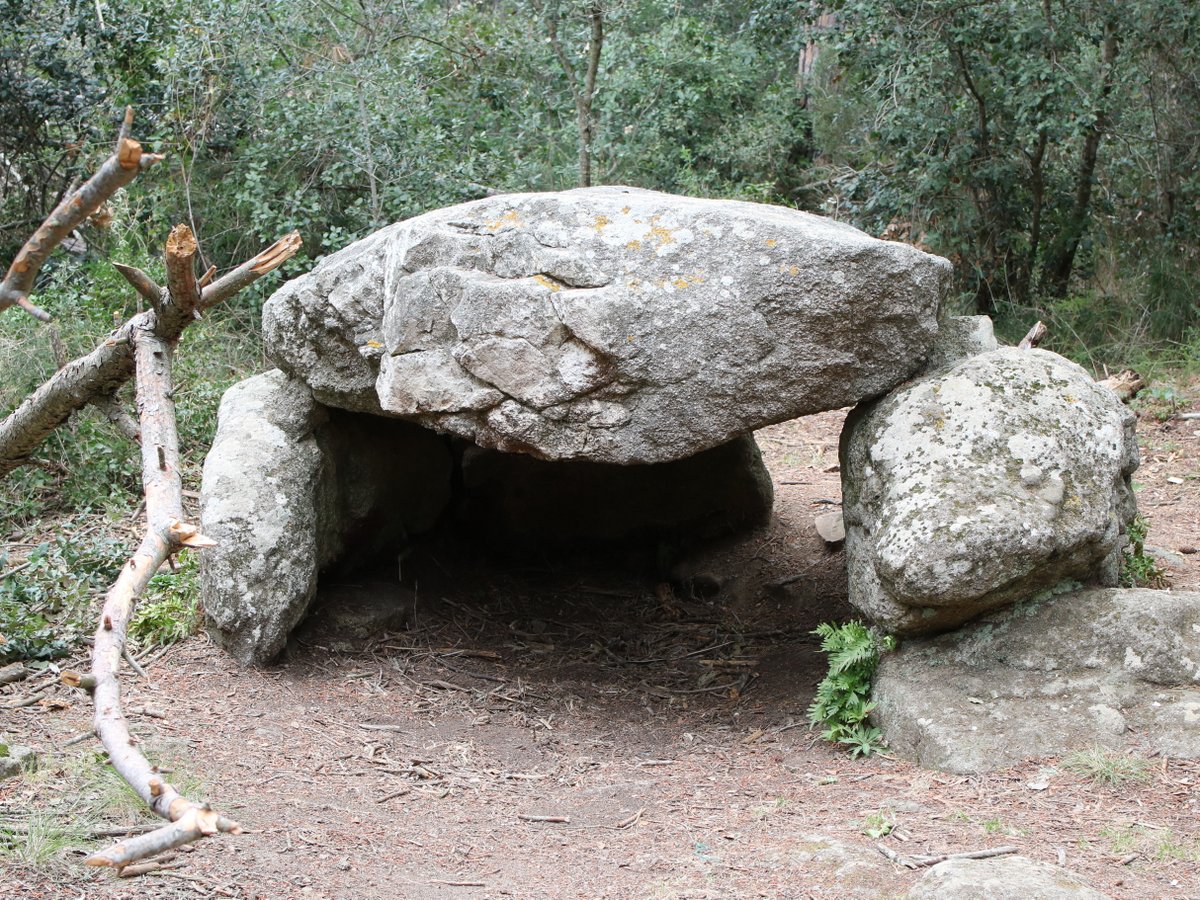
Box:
[841,347,1138,636]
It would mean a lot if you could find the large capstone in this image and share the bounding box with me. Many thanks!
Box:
[840,347,1138,636]
[263,186,950,464]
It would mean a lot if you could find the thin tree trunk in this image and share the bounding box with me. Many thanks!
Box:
[1042,20,1119,297]
[542,1,604,188]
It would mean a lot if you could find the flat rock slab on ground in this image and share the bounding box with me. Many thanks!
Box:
[873,587,1200,773]
[906,856,1110,899]
[263,186,950,463]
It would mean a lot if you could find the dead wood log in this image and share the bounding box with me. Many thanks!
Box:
[84,324,234,870]
[0,108,163,321]
[1097,369,1146,403]
[0,228,300,477]
[1017,320,1047,349]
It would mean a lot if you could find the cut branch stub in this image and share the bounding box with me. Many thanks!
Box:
[1017,320,1047,350]
[113,264,165,307]
[0,109,163,321]
[164,224,200,316]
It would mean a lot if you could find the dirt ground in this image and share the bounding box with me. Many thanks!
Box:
[3,390,1199,899]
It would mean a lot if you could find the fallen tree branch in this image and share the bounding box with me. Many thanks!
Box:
[85,324,234,871]
[877,843,1019,869]
[0,232,301,477]
[0,108,163,321]
[200,231,302,309]
[1017,320,1047,349]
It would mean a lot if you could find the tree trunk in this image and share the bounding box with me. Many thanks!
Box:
[1041,20,1119,297]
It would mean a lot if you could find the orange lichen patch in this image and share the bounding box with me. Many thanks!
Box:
[670,273,707,290]
[765,239,777,248]
[621,206,632,215]
[779,264,800,277]
[533,274,563,292]
[593,215,611,231]
[648,225,675,248]
[365,339,383,349]
[626,239,642,251]
[485,210,523,232]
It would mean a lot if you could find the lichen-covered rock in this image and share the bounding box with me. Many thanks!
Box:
[263,186,950,464]
[905,855,1109,899]
[200,370,333,666]
[841,347,1138,636]
[200,371,453,665]
[873,588,1200,773]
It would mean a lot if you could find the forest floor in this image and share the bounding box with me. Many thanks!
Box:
[2,385,1199,899]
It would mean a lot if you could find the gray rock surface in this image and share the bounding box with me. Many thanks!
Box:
[0,744,37,780]
[922,315,998,375]
[200,371,332,666]
[906,856,1109,899]
[873,587,1200,773]
[200,371,454,665]
[263,186,950,464]
[841,347,1138,636]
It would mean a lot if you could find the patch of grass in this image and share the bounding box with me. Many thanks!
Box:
[1120,515,1168,588]
[1098,824,1200,862]
[0,742,210,869]
[0,807,92,866]
[808,621,895,757]
[1063,748,1152,787]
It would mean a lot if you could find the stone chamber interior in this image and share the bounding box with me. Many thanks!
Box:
[292,406,849,652]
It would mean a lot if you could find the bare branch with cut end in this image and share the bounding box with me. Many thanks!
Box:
[200,231,302,308]
[164,224,200,315]
[84,326,240,869]
[113,263,165,306]
[0,109,163,321]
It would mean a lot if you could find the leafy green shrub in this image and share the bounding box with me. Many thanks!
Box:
[1120,515,1167,588]
[0,533,126,663]
[808,621,895,757]
[130,551,201,648]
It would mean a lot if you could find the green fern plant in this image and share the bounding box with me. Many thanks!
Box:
[1120,515,1167,588]
[808,621,895,758]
